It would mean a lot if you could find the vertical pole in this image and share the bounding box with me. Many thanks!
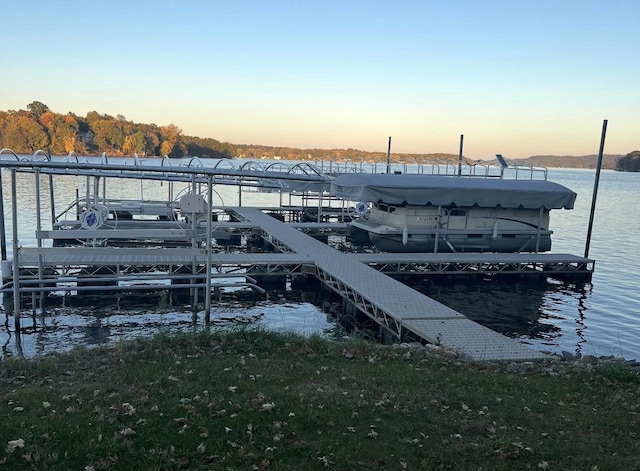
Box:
[584,120,607,258]
[0,167,7,261]
[386,136,392,174]
[49,174,56,227]
[434,205,442,253]
[35,171,45,313]
[85,176,90,208]
[190,176,198,314]
[535,207,543,253]
[48,148,55,227]
[11,170,21,333]
[458,134,464,177]
[205,175,213,324]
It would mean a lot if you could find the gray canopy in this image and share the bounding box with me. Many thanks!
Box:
[330,174,576,209]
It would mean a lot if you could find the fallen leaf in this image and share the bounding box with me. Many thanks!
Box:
[118,428,136,437]
[260,402,276,412]
[6,439,25,454]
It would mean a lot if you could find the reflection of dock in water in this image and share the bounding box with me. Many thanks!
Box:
[419,279,593,354]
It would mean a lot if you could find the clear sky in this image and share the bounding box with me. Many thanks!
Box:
[1,0,638,159]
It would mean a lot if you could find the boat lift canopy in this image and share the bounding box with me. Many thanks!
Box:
[330,174,577,209]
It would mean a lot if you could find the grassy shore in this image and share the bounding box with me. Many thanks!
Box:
[1,329,639,470]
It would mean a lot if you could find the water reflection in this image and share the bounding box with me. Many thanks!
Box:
[0,290,338,359]
[415,277,593,355]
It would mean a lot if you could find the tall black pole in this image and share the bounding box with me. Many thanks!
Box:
[458,134,464,176]
[386,136,392,174]
[584,119,607,258]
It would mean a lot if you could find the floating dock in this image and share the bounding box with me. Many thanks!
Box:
[232,207,547,360]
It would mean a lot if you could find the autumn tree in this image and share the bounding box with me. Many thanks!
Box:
[143,125,162,156]
[39,111,79,154]
[159,124,186,157]
[92,118,125,154]
[0,110,50,152]
[123,131,146,155]
[27,101,49,119]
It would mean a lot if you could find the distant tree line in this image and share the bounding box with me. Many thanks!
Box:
[0,101,466,164]
[512,154,623,169]
[0,101,235,158]
[615,151,640,172]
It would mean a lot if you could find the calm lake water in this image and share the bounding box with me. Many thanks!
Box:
[0,161,638,360]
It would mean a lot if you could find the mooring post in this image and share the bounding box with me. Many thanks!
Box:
[458,134,464,176]
[386,136,392,174]
[584,119,608,258]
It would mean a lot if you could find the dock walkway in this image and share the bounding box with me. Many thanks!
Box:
[232,207,544,361]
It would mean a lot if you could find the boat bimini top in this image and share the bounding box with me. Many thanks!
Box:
[330,174,577,210]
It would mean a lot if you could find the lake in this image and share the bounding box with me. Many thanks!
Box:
[0,161,638,360]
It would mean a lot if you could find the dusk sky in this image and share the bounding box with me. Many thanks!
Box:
[2,0,638,159]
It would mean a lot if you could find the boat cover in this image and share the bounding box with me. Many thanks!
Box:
[330,174,576,209]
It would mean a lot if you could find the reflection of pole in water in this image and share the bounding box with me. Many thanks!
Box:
[572,282,592,356]
[1,308,11,356]
[2,310,23,358]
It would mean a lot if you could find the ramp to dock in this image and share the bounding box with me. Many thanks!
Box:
[232,207,543,361]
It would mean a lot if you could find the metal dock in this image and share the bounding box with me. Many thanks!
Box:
[0,152,595,361]
[232,207,545,361]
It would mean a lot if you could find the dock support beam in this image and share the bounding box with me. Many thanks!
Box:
[205,175,213,324]
[0,167,6,262]
[11,170,21,334]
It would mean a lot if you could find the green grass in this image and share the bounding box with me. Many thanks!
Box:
[1,329,639,470]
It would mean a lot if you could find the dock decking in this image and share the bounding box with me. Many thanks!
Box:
[232,207,545,361]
